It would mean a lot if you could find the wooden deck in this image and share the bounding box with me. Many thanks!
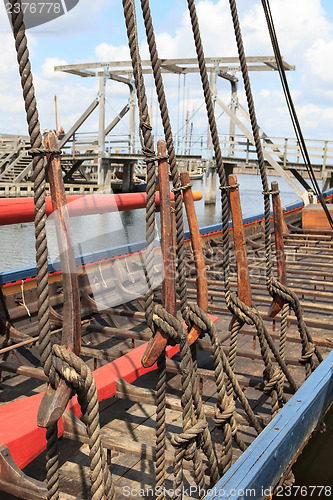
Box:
[0,214,333,499]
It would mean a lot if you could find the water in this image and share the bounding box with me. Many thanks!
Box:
[0,173,302,272]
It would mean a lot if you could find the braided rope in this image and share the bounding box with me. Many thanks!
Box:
[228,0,320,377]
[155,355,166,498]
[9,2,58,495]
[45,423,59,500]
[50,345,114,500]
[140,0,188,318]
[10,0,52,379]
[122,0,157,330]
[29,148,62,155]
[226,318,241,397]
[190,343,220,484]
[187,304,262,433]
[152,305,206,494]
[186,0,293,415]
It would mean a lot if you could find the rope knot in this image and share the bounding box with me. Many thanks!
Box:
[171,420,206,460]
[172,182,192,193]
[49,344,86,393]
[214,399,235,427]
[299,342,315,363]
[152,304,185,345]
[219,183,239,191]
[142,145,159,164]
[263,367,283,395]
[184,303,213,337]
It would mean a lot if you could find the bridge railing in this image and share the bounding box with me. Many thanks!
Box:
[60,132,333,169]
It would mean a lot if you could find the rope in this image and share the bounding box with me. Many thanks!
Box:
[226,318,240,397]
[45,424,59,500]
[29,148,62,155]
[10,0,52,379]
[139,0,189,318]
[261,0,333,230]
[155,355,166,499]
[186,304,262,433]
[122,0,157,331]
[186,0,294,416]
[50,345,114,500]
[153,305,207,496]
[227,0,320,378]
[190,343,220,485]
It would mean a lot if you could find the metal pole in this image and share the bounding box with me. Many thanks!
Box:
[129,86,136,153]
[228,81,237,157]
[98,72,106,185]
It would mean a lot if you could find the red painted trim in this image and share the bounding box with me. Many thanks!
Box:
[0,191,202,226]
[0,314,219,470]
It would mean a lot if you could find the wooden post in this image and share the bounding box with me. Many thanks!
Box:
[141,141,176,368]
[228,174,252,330]
[268,181,288,318]
[37,132,81,428]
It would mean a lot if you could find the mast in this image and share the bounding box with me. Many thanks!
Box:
[54,95,58,132]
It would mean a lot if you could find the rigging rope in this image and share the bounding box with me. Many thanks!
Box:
[121,1,166,495]
[9,0,52,380]
[10,4,114,497]
[261,0,333,230]
[186,0,297,417]
[227,0,321,379]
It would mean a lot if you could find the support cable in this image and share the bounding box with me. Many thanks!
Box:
[262,0,333,230]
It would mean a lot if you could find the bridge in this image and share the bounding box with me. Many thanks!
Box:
[0,131,332,198]
[1,57,332,198]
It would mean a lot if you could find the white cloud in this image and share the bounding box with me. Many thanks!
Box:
[95,43,130,61]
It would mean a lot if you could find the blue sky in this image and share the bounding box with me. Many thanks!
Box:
[1,0,333,142]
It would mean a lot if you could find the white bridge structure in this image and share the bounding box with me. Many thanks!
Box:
[0,57,332,199]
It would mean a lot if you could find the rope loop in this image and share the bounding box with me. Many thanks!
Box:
[139,119,152,132]
[152,304,185,345]
[29,148,62,156]
[48,344,114,499]
[142,145,159,164]
[172,182,193,193]
[214,399,235,427]
[299,342,315,363]
[184,302,214,337]
[263,367,283,395]
[171,420,206,460]
[219,183,239,191]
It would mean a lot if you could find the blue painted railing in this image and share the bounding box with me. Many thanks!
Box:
[1,188,332,286]
[204,350,333,499]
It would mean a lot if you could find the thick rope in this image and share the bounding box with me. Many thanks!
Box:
[153,305,207,497]
[50,345,114,500]
[122,0,157,330]
[190,343,220,484]
[10,0,52,379]
[155,355,166,499]
[45,423,59,500]
[139,0,188,318]
[186,0,293,415]
[9,2,57,496]
[226,318,241,397]
[228,0,320,378]
[186,303,262,436]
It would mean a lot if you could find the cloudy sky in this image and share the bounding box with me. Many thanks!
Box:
[1,0,333,145]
